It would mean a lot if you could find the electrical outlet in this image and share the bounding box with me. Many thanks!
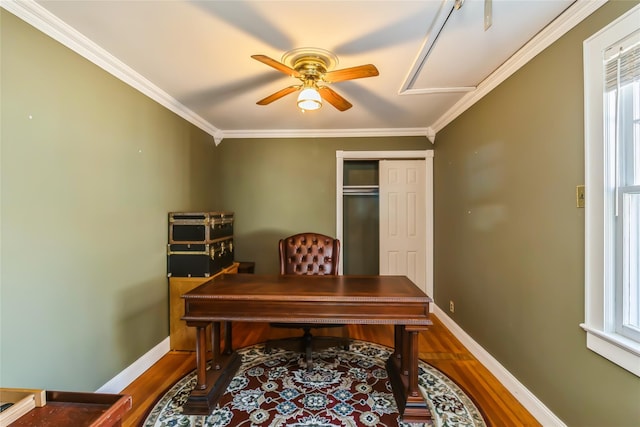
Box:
[449,300,455,313]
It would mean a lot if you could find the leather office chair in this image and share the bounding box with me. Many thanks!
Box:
[265,232,350,370]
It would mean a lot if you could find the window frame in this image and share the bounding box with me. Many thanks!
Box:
[582,4,640,377]
[617,185,640,342]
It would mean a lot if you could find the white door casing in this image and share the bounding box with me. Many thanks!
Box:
[379,160,427,293]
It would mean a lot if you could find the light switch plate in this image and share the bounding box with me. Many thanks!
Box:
[576,185,585,208]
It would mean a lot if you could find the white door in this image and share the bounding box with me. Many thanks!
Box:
[379,160,427,293]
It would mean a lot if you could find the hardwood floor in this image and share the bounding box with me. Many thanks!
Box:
[120,315,540,426]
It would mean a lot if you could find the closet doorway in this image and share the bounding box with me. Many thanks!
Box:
[336,150,434,297]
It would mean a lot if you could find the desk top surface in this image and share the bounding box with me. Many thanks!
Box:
[182,274,431,325]
[183,274,432,303]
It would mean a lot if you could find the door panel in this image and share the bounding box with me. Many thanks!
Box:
[388,193,398,235]
[379,160,426,293]
[387,251,399,272]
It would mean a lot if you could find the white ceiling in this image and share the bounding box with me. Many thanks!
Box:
[6,0,599,143]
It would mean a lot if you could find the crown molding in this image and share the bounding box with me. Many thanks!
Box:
[1,0,221,142]
[429,0,609,135]
[221,127,434,141]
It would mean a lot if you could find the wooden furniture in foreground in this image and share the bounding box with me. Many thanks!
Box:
[0,388,46,425]
[181,274,433,423]
[6,390,131,427]
[169,262,238,351]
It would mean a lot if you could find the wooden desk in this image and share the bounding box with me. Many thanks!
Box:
[181,274,433,423]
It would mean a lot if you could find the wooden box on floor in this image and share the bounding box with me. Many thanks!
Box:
[3,389,131,427]
[169,262,239,351]
[0,388,46,426]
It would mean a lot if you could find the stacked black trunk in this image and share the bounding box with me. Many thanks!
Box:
[167,212,234,277]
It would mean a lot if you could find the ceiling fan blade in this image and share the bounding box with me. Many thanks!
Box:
[318,87,352,111]
[256,85,299,105]
[323,64,379,83]
[251,55,301,78]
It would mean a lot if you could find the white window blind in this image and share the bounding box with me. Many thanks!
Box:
[605,38,640,91]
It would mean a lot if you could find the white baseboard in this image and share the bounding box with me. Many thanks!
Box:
[432,305,566,427]
[96,337,170,394]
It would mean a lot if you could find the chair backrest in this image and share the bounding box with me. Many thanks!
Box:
[279,232,340,275]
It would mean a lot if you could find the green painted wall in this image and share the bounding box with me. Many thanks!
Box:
[0,10,220,390]
[214,137,429,274]
[433,1,640,426]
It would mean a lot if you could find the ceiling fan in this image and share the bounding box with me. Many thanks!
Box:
[251,48,379,112]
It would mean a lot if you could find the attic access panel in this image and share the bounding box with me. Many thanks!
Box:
[405,0,575,93]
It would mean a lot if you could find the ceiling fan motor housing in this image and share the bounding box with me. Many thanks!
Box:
[294,57,327,80]
[282,47,338,82]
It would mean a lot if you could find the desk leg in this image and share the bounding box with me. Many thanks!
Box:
[393,325,403,360]
[404,329,428,414]
[211,321,221,370]
[183,321,241,415]
[195,324,207,390]
[386,325,432,423]
[402,326,410,376]
[223,321,233,355]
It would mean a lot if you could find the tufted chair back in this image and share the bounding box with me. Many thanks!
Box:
[279,232,340,275]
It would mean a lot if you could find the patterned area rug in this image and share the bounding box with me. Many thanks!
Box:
[143,340,486,427]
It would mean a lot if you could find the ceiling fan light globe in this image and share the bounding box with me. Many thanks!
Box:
[297,88,322,111]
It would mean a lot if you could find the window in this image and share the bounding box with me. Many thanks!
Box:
[583,4,640,377]
[606,59,640,343]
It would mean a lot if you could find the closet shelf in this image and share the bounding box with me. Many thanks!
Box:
[343,185,379,196]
